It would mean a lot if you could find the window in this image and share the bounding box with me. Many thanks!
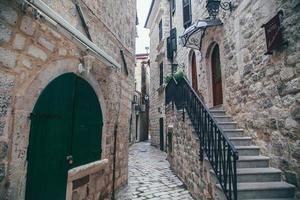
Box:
[170,28,177,52]
[183,0,192,28]
[167,28,177,61]
[159,19,163,41]
[171,0,176,14]
[159,62,163,86]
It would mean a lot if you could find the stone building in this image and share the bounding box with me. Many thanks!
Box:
[145,0,171,151]
[147,0,300,199]
[130,53,150,143]
[0,0,136,199]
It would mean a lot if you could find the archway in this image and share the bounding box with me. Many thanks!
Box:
[25,73,103,200]
[211,44,223,106]
[190,51,198,92]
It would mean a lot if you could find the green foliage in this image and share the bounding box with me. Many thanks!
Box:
[164,69,187,85]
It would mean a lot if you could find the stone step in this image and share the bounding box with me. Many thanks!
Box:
[245,198,296,200]
[218,122,238,129]
[235,146,260,156]
[229,136,252,146]
[209,105,224,111]
[223,129,244,137]
[238,156,269,168]
[237,182,295,199]
[237,168,282,182]
[216,182,295,199]
[214,116,233,122]
[210,110,227,117]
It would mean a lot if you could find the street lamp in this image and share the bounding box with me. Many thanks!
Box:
[206,0,233,19]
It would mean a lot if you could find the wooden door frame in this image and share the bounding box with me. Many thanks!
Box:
[205,42,225,108]
[190,51,198,92]
[8,60,107,199]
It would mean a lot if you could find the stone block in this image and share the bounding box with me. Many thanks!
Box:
[0,47,17,68]
[59,48,67,56]
[20,16,36,36]
[21,58,32,69]
[280,67,294,81]
[243,64,253,76]
[27,45,48,61]
[38,37,55,52]
[0,3,18,25]
[291,105,300,120]
[0,21,12,44]
[13,34,26,50]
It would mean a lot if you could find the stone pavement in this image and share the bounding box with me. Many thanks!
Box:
[115,142,195,200]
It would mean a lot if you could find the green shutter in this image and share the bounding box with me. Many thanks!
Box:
[167,36,173,60]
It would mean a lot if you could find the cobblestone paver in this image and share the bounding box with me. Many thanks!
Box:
[116,142,194,200]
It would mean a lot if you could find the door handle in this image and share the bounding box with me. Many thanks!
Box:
[66,155,73,165]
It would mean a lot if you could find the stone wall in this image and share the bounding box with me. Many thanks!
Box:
[169,0,300,196]
[165,104,221,200]
[67,159,110,200]
[147,0,172,149]
[0,0,136,199]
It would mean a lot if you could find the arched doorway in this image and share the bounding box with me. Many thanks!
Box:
[191,51,198,92]
[25,73,103,200]
[211,44,223,106]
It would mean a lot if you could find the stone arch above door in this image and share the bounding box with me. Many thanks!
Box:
[8,58,107,200]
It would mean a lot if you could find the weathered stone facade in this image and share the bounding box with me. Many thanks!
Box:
[145,0,171,149]
[0,0,136,199]
[147,0,300,197]
[166,105,221,200]
[131,54,150,143]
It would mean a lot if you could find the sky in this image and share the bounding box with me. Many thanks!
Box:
[136,0,152,54]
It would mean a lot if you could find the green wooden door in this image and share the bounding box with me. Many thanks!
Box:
[25,73,103,200]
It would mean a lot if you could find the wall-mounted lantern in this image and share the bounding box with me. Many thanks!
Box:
[206,0,233,19]
[179,19,223,50]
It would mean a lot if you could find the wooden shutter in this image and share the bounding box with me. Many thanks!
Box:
[159,62,164,85]
[183,0,192,28]
[167,37,173,60]
[170,28,177,52]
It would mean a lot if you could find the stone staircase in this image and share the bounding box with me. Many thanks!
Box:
[209,106,296,200]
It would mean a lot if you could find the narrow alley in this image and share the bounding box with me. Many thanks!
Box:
[116,142,194,200]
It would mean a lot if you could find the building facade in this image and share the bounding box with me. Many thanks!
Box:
[0,0,136,199]
[147,0,300,198]
[130,54,150,143]
[145,0,171,150]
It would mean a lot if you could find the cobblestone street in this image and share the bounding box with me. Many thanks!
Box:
[116,142,194,200]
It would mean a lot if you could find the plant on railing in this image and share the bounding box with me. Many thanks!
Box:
[166,76,238,200]
[164,69,187,85]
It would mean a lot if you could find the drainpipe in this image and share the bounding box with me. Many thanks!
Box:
[22,0,121,68]
[111,72,122,200]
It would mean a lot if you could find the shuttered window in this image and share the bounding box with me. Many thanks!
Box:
[183,0,192,28]
[170,28,177,52]
[159,62,164,85]
[167,28,177,61]
[159,19,163,41]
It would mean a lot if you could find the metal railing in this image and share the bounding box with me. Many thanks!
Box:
[166,77,238,200]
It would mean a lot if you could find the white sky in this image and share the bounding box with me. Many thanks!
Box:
[136,0,152,54]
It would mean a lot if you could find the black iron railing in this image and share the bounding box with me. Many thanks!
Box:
[166,77,238,200]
